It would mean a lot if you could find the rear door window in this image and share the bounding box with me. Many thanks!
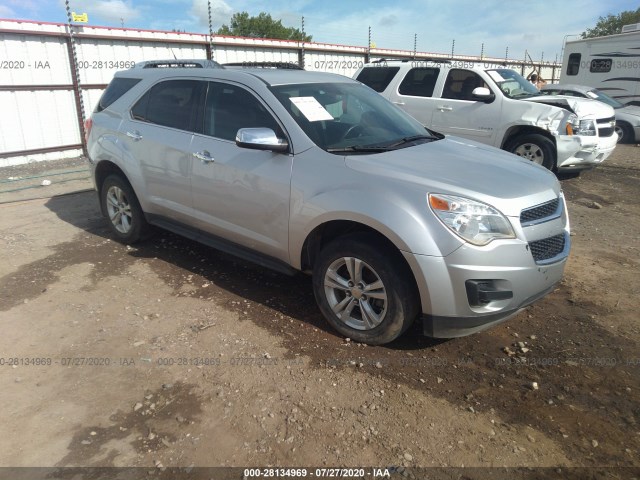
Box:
[130,79,206,133]
[356,67,400,92]
[398,67,440,97]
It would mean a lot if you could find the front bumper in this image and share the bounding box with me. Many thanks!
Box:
[422,282,556,338]
[403,231,569,338]
[555,133,617,172]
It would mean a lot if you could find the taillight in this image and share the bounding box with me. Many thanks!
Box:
[83,118,93,143]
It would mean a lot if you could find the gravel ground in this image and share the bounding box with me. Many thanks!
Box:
[0,146,638,479]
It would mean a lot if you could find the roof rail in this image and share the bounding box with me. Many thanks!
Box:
[371,57,451,64]
[133,59,224,69]
[412,57,452,63]
[223,61,304,70]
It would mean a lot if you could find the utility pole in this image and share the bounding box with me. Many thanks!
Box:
[207,0,213,60]
[413,33,417,59]
[300,16,306,69]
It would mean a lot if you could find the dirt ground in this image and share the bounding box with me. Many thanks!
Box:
[0,147,639,478]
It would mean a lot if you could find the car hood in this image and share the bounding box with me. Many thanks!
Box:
[526,95,615,119]
[620,105,640,117]
[345,137,561,217]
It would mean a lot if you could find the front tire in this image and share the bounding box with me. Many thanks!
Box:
[312,234,419,345]
[615,121,634,144]
[100,174,149,244]
[505,134,556,170]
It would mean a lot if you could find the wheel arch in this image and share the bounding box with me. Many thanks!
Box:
[94,160,135,216]
[500,125,556,150]
[301,220,399,271]
[299,219,427,314]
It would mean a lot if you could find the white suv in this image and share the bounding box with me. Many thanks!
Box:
[355,59,618,173]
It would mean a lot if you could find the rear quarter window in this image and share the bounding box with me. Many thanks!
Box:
[356,67,400,92]
[96,77,141,112]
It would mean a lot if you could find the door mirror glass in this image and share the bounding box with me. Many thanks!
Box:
[472,87,495,103]
[236,128,289,152]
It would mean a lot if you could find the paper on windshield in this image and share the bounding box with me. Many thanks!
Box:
[586,91,598,99]
[486,70,505,82]
[290,97,334,122]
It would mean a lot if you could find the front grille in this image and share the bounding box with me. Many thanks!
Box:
[598,126,615,137]
[520,198,560,225]
[529,233,565,263]
[597,116,616,137]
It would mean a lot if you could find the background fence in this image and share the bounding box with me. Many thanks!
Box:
[0,19,561,167]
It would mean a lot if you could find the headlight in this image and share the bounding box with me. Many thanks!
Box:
[572,118,597,136]
[565,114,578,135]
[428,193,515,246]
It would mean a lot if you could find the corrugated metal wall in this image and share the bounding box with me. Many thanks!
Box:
[0,19,560,167]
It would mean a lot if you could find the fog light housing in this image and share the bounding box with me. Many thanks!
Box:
[466,280,513,307]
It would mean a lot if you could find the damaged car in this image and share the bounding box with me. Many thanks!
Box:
[354,59,617,173]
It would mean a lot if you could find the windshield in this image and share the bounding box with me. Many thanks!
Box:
[270,82,437,153]
[585,89,624,109]
[486,69,540,99]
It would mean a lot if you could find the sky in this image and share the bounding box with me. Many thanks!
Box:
[0,0,637,61]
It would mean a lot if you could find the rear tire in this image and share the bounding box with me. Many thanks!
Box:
[312,234,420,345]
[505,134,556,170]
[100,174,150,244]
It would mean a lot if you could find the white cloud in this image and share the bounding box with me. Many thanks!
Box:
[297,0,618,62]
[69,0,141,25]
[0,5,16,17]
[6,0,39,14]
[189,0,233,30]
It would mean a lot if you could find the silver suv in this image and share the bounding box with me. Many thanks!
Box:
[86,59,571,345]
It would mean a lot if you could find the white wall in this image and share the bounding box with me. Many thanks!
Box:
[0,19,560,167]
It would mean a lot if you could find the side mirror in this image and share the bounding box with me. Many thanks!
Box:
[472,87,495,103]
[236,128,289,153]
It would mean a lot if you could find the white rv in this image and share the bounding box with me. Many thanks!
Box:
[560,24,640,106]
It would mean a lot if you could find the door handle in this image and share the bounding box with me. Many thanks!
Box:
[126,130,142,141]
[193,150,215,164]
[437,106,453,111]
[393,101,406,105]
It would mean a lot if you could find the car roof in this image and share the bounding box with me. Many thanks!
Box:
[541,84,594,93]
[238,68,356,86]
[361,59,509,70]
[114,60,356,87]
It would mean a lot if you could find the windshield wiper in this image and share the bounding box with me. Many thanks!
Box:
[326,145,390,153]
[380,134,439,149]
[326,134,439,154]
[513,92,537,99]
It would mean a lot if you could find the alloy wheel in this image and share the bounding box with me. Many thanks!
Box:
[514,143,544,165]
[323,256,388,330]
[105,185,133,234]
